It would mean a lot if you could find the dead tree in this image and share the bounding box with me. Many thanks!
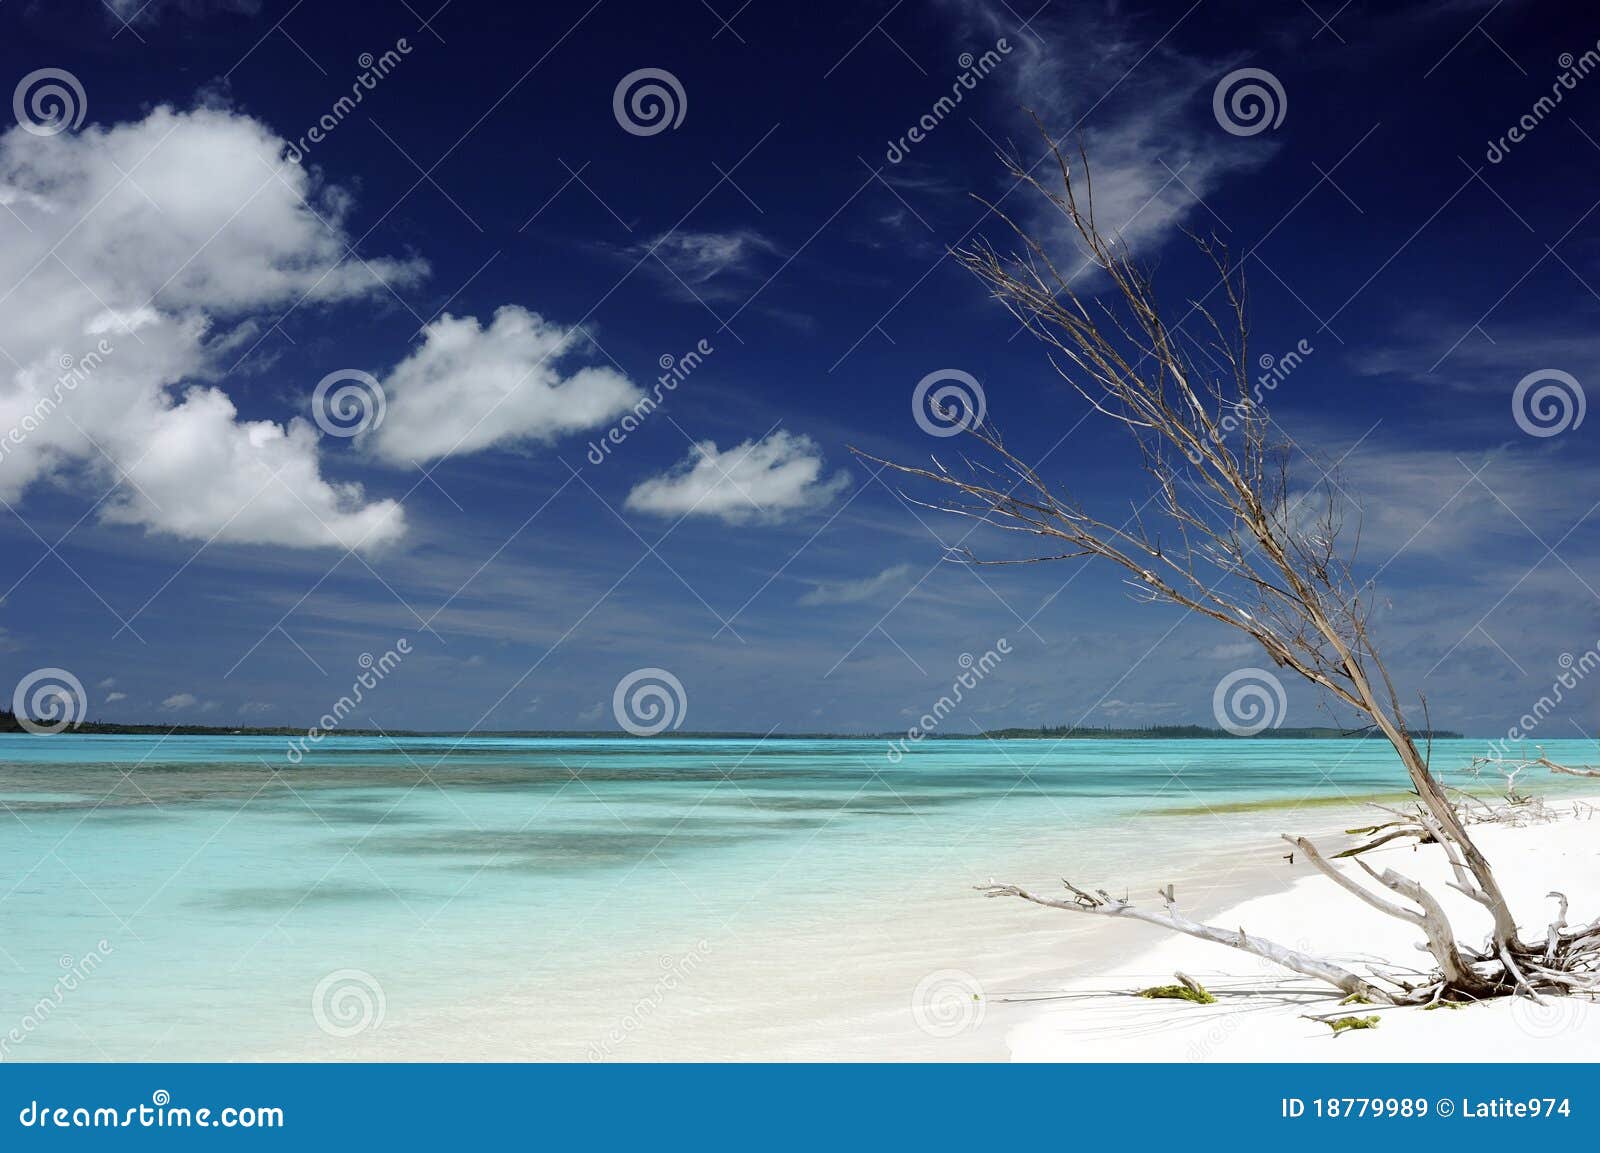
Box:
[860,121,1600,1005]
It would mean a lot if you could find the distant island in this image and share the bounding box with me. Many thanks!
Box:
[0,709,1464,741]
[978,724,1465,740]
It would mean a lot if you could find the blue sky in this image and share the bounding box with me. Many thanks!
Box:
[1,0,1598,739]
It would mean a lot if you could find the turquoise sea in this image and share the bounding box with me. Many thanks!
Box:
[0,734,1593,1061]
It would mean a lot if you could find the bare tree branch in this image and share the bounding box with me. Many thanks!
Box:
[861,121,1600,1004]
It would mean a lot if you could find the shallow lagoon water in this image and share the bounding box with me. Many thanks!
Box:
[0,734,1590,1060]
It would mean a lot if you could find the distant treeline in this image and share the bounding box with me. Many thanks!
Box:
[978,724,1465,740]
[0,709,1463,741]
[0,710,870,739]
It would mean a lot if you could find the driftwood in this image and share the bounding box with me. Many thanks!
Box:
[979,879,1388,1002]
[868,120,1600,1006]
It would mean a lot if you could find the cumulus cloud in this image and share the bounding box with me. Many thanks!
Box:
[105,691,128,703]
[161,692,197,710]
[365,307,641,464]
[624,430,851,524]
[0,104,419,551]
[0,101,633,551]
[799,563,915,606]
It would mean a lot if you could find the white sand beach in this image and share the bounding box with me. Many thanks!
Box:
[303,786,1600,1064]
[1007,797,1600,1062]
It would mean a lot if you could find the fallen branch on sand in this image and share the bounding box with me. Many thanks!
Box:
[872,122,1600,1013]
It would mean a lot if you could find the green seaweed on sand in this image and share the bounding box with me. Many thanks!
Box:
[1137,973,1216,1004]
[1323,1015,1380,1035]
[1156,792,1416,817]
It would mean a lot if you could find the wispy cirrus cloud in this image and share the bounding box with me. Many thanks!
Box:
[943,0,1277,264]
[799,563,915,606]
[634,229,779,301]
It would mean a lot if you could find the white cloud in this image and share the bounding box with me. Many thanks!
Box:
[105,691,127,703]
[624,430,851,524]
[365,307,640,465]
[100,384,407,549]
[637,229,776,299]
[161,692,197,710]
[1097,699,1182,718]
[1275,421,1595,563]
[800,563,915,606]
[945,1,1273,265]
[106,0,261,22]
[0,104,419,551]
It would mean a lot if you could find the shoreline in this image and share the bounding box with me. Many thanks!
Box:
[7,733,1597,1062]
[269,784,1600,1063]
[294,795,1392,1062]
[1003,791,1600,1062]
